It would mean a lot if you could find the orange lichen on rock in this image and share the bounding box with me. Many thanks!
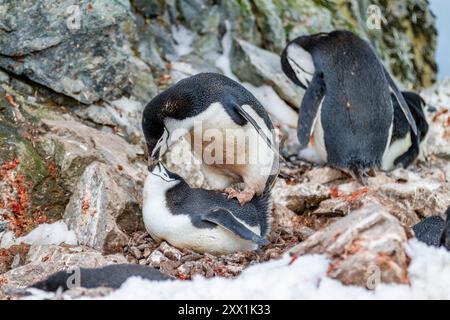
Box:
[0,159,33,236]
[5,94,19,108]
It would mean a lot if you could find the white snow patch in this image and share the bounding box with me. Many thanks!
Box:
[215,22,298,127]
[95,240,450,300]
[0,221,77,249]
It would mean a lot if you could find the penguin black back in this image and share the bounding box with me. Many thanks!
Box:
[142,73,274,154]
[310,31,392,170]
[165,172,272,238]
[413,207,450,251]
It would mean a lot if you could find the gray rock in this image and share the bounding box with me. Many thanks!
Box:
[230,39,303,108]
[131,0,165,18]
[290,202,409,287]
[272,179,330,215]
[0,69,9,84]
[39,118,146,191]
[0,0,133,104]
[9,78,35,96]
[252,0,286,52]
[63,162,144,253]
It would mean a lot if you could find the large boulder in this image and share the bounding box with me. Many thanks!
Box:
[0,0,134,104]
[63,162,144,254]
[290,202,410,288]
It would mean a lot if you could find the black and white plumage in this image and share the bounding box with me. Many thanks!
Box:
[143,163,272,254]
[413,207,450,250]
[382,91,429,170]
[281,30,419,178]
[142,73,279,205]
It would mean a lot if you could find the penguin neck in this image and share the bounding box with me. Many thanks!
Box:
[142,113,165,156]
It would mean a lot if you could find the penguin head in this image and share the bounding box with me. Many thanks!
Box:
[281,38,316,90]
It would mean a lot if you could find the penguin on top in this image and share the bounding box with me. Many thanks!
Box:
[280,30,425,180]
[142,73,279,205]
[142,162,272,255]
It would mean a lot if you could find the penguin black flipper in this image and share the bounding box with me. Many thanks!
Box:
[202,208,269,246]
[383,67,418,136]
[297,72,325,148]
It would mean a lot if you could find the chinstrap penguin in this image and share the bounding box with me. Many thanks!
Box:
[142,73,279,205]
[281,30,418,180]
[142,162,273,255]
[413,207,450,250]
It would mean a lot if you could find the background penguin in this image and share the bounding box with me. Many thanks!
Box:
[281,30,418,180]
[142,73,279,205]
[142,162,272,255]
[28,264,171,293]
[413,207,450,250]
[382,91,429,170]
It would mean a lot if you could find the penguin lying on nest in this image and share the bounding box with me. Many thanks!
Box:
[413,207,450,250]
[281,30,427,180]
[142,73,279,205]
[142,162,272,255]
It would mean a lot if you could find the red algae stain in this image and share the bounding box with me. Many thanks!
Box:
[0,159,32,236]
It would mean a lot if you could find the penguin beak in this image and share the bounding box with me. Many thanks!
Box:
[147,157,159,172]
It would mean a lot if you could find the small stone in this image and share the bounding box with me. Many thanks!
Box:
[137,243,150,250]
[158,242,182,261]
[10,254,21,269]
[130,247,142,260]
[138,259,148,266]
[142,247,152,259]
[147,250,168,268]
[181,252,203,263]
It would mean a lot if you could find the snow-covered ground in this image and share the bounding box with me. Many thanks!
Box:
[98,240,450,300]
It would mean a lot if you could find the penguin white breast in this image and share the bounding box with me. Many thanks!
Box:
[381,131,412,171]
[142,174,259,254]
[165,102,275,194]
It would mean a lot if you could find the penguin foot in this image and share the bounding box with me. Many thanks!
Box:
[341,167,375,185]
[225,188,256,206]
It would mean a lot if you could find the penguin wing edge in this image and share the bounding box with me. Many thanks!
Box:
[297,72,325,148]
[384,67,418,136]
[231,102,275,151]
[202,208,269,246]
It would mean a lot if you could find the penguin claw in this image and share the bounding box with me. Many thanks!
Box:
[225,188,256,206]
